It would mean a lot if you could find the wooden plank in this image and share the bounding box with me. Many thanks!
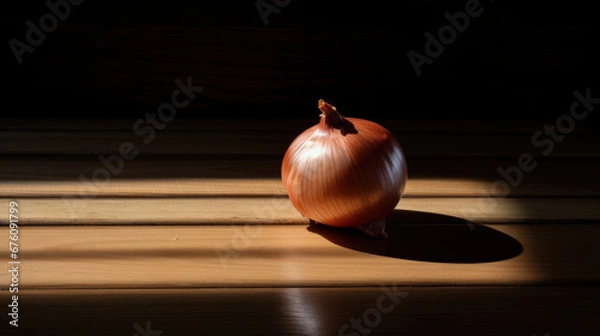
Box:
[0,157,598,197]
[1,117,597,134]
[2,176,597,198]
[1,224,599,288]
[0,130,598,157]
[3,197,598,225]
[3,287,598,335]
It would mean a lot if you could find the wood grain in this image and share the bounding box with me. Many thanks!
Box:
[0,224,599,289]
[0,117,597,334]
[3,197,599,225]
[3,287,597,336]
[1,157,598,197]
[3,0,598,330]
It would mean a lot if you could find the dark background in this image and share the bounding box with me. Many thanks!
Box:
[2,0,599,128]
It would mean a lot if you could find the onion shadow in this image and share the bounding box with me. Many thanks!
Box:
[307,209,523,263]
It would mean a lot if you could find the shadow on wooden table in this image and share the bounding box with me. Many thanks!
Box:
[307,210,523,263]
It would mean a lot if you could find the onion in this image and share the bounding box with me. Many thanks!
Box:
[281,99,407,239]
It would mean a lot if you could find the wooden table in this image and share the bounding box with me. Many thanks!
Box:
[1,117,599,335]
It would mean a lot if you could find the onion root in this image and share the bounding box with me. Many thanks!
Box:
[359,219,388,239]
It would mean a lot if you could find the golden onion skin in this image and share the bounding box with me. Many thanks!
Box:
[281,100,407,238]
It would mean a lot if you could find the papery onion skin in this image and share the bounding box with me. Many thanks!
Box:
[281,99,407,239]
